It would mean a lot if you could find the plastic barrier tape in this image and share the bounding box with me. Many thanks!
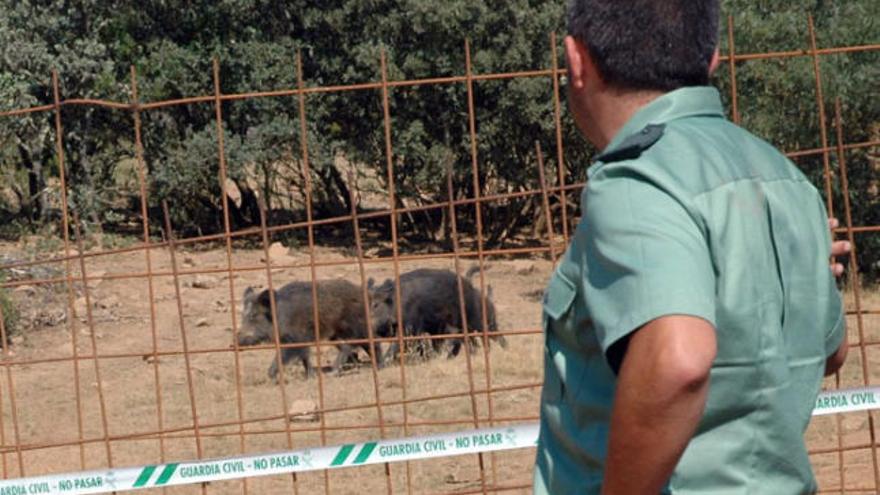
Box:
[811,386,880,416]
[0,387,876,494]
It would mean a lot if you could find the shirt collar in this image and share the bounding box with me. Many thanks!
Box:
[594,86,726,164]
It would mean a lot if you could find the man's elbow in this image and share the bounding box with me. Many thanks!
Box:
[638,317,717,394]
[621,315,718,395]
[661,350,714,393]
[824,341,848,376]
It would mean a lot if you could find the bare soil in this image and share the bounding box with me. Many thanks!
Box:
[0,241,878,494]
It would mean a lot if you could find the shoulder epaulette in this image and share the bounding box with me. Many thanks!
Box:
[595,123,666,163]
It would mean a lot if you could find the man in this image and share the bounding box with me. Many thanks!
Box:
[533,1,848,493]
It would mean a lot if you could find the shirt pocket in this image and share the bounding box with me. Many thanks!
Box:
[543,271,578,322]
[541,271,579,404]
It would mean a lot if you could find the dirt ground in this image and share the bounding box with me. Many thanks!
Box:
[0,240,878,494]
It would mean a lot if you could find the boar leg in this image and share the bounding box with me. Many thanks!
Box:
[446,324,463,359]
[359,341,385,368]
[331,344,356,375]
[268,347,311,380]
[492,334,509,349]
[373,341,385,367]
[297,347,315,378]
[383,342,400,364]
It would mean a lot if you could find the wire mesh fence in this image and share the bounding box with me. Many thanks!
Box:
[0,14,878,494]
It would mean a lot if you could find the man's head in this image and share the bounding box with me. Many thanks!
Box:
[567,0,720,91]
[564,0,721,148]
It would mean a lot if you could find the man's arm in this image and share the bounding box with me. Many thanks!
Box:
[601,316,716,495]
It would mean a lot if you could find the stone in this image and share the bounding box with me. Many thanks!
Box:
[287,399,320,423]
[269,242,288,258]
[188,275,218,289]
[261,242,295,265]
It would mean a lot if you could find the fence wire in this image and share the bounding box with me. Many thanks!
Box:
[0,15,878,494]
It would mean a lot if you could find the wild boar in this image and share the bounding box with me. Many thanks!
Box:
[238,279,381,379]
[368,267,507,362]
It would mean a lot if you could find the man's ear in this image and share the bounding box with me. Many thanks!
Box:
[565,35,604,92]
[564,35,588,91]
[708,47,721,77]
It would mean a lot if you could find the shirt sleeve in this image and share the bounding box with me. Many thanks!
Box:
[581,172,716,360]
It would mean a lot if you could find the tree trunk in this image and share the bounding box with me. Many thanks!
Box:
[326,162,352,214]
[17,144,44,222]
[230,181,261,229]
[314,163,351,217]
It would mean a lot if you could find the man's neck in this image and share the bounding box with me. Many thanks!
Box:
[590,89,664,151]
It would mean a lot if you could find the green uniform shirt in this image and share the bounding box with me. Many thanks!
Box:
[533,86,845,494]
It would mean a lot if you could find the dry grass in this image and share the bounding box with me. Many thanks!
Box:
[0,242,877,494]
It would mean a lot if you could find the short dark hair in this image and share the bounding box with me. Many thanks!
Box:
[567,0,720,91]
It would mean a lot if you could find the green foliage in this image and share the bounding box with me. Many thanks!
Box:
[0,0,128,233]
[0,0,876,278]
[0,280,18,340]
